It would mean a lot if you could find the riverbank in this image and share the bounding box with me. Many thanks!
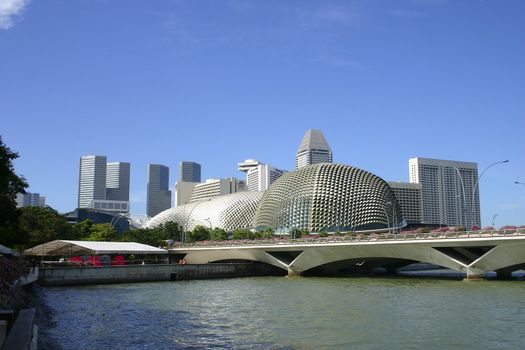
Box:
[38,262,285,286]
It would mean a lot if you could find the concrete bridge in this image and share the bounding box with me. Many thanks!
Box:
[169,230,525,279]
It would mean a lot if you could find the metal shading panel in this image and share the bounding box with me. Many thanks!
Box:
[254,163,403,233]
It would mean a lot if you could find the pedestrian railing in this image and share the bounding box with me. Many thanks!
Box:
[172,229,525,249]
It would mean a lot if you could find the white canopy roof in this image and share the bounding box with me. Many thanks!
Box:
[24,240,168,256]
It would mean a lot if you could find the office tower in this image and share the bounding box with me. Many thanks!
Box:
[147,164,172,217]
[78,155,107,208]
[106,162,131,202]
[296,129,333,169]
[78,155,130,213]
[174,181,200,207]
[179,161,201,183]
[409,157,480,227]
[189,178,246,202]
[238,159,286,192]
[16,192,45,208]
[388,182,423,225]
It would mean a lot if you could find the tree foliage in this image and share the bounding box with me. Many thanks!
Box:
[0,136,28,247]
[83,223,118,241]
[210,228,228,241]
[188,225,211,242]
[121,221,183,247]
[17,206,76,249]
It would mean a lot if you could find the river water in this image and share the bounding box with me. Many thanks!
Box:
[37,277,525,350]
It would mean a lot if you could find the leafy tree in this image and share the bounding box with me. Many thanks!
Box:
[231,228,252,240]
[159,221,183,242]
[0,136,28,247]
[260,228,274,239]
[120,222,183,247]
[290,228,309,239]
[72,219,94,239]
[188,225,211,242]
[17,206,75,249]
[210,228,228,241]
[83,223,118,241]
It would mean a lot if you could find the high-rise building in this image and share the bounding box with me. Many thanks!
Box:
[78,155,107,209]
[147,164,172,217]
[409,157,480,227]
[16,192,45,208]
[238,159,286,191]
[388,182,423,225]
[106,162,130,202]
[189,178,246,202]
[296,129,333,169]
[174,181,200,207]
[179,161,201,183]
[78,155,130,213]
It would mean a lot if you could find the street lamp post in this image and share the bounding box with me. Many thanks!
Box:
[471,160,509,229]
[492,214,498,228]
[515,181,525,186]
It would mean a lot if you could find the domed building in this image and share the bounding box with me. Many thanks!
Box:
[254,163,404,233]
[146,191,264,231]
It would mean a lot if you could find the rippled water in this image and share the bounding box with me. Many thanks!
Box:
[39,277,525,350]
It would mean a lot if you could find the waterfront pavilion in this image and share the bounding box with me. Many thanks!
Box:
[24,240,167,260]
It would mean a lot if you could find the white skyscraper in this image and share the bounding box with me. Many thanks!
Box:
[106,162,131,202]
[147,164,172,217]
[296,129,333,169]
[189,178,246,202]
[78,156,130,213]
[409,157,480,228]
[78,155,107,208]
[238,159,286,191]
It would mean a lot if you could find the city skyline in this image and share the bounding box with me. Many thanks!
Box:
[1,1,524,226]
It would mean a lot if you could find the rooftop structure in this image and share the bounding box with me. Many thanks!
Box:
[296,129,333,169]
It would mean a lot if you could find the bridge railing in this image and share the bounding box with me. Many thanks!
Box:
[171,228,525,249]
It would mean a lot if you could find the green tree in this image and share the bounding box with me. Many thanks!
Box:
[159,221,183,242]
[84,223,118,241]
[261,228,274,239]
[0,136,28,248]
[232,228,252,240]
[72,219,94,239]
[17,206,75,249]
[210,228,228,241]
[188,225,211,242]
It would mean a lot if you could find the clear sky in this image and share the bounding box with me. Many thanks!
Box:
[1,0,524,226]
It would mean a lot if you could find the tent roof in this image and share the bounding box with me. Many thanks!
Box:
[24,240,168,256]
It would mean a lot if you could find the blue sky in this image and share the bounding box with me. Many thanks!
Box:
[1,0,524,226]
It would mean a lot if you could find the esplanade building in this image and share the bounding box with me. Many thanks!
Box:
[147,163,405,234]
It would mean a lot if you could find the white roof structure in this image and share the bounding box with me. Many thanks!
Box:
[147,191,264,231]
[24,240,167,256]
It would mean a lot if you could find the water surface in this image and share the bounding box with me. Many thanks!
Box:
[40,277,525,349]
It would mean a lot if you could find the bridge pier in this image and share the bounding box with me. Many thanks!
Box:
[287,268,302,277]
[463,274,485,281]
